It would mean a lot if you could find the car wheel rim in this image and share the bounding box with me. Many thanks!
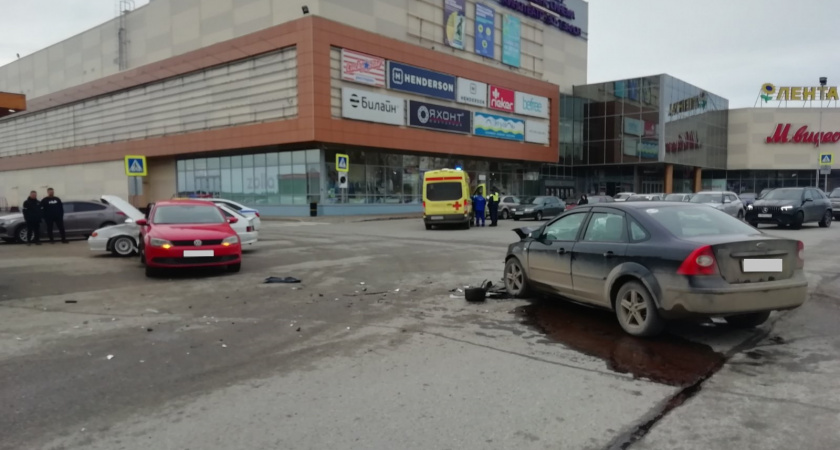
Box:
[18,228,28,242]
[506,262,524,293]
[115,238,132,255]
[826,212,832,224]
[620,290,647,328]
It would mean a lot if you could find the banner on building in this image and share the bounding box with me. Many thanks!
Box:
[387,61,457,101]
[444,0,466,50]
[473,112,525,141]
[341,87,405,126]
[515,92,549,118]
[341,49,386,87]
[488,85,515,112]
[408,100,471,134]
[502,15,521,67]
[456,78,488,107]
[525,120,549,144]
[474,3,495,58]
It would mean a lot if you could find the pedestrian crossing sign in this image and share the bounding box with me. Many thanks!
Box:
[336,154,349,173]
[125,155,147,176]
[819,153,833,165]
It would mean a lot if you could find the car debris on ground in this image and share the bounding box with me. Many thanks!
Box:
[264,276,301,284]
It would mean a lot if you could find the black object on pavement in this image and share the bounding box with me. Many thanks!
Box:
[265,277,302,284]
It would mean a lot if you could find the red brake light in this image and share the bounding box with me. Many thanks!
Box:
[422,201,426,209]
[255,212,260,218]
[677,245,719,276]
[116,211,126,216]
[796,241,804,269]
[247,226,254,232]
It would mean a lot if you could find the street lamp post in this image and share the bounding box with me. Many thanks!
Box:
[818,77,827,190]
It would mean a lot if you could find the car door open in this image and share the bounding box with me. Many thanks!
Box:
[571,210,629,306]
[526,212,588,296]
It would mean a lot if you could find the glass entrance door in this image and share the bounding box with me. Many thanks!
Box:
[641,181,664,193]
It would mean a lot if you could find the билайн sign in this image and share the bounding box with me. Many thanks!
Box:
[760,83,840,102]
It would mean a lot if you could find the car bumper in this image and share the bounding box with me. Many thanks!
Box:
[146,245,242,268]
[240,231,258,245]
[88,236,109,252]
[423,214,470,225]
[511,211,538,219]
[659,272,808,317]
[746,210,799,224]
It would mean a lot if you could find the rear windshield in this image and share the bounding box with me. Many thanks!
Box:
[626,195,652,201]
[426,182,463,201]
[153,205,225,224]
[644,206,757,238]
[690,193,723,204]
[664,194,685,201]
[763,189,803,201]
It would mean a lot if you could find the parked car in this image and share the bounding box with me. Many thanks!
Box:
[138,200,243,277]
[614,192,636,202]
[690,191,746,219]
[499,195,521,220]
[90,198,258,256]
[0,198,129,243]
[746,187,832,229]
[830,188,840,219]
[510,196,566,221]
[626,194,665,202]
[503,202,807,337]
[664,193,693,202]
[738,192,758,207]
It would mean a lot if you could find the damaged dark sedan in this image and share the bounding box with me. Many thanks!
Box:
[504,202,807,337]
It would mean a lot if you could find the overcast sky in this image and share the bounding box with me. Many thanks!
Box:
[1,0,837,108]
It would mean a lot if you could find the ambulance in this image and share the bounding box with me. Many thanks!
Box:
[422,169,474,230]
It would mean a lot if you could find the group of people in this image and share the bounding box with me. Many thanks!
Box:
[472,188,501,227]
[21,188,67,245]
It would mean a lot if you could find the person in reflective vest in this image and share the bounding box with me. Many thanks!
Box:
[488,189,500,227]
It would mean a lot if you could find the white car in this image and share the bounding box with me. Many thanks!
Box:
[613,192,636,202]
[89,196,258,256]
[206,199,261,230]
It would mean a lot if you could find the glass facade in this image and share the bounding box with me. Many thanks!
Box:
[661,75,729,169]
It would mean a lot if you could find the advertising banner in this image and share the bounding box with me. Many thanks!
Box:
[408,100,471,134]
[456,78,488,107]
[474,3,495,58]
[514,92,550,118]
[387,61,457,101]
[525,120,549,144]
[488,85,515,112]
[644,121,657,138]
[623,117,643,137]
[639,140,659,159]
[502,15,521,67]
[341,87,405,126]
[473,112,525,141]
[340,49,386,87]
[444,0,467,50]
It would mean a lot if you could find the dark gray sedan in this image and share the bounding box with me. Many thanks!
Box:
[510,196,565,221]
[0,198,129,243]
[503,202,807,337]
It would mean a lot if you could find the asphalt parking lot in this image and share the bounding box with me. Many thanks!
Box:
[1,217,839,450]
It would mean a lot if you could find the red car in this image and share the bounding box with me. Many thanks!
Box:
[136,200,242,277]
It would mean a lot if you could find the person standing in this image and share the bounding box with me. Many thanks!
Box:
[488,188,500,227]
[578,194,589,205]
[41,188,68,244]
[473,192,487,227]
[22,191,43,246]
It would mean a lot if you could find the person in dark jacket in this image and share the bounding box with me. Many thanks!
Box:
[488,188,500,227]
[41,188,67,243]
[22,191,43,246]
[578,194,589,205]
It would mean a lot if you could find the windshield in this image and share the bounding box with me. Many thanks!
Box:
[664,194,685,201]
[615,193,632,199]
[425,182,462,201]
[762,189,803,201]
[644,205,757,238]
[690,193,723,204]
[506,196,521,204]
[153,205,225,224]
[521,197,539,205]
[830,189,840,199]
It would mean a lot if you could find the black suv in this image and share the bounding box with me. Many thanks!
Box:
[746,187,832,229]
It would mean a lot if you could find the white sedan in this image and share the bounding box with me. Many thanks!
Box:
[89,196,257,256]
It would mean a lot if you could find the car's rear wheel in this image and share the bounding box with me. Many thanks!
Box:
[227,263,241,273]
[615,281,665,337]
[818,210,832,228]
[535,211,543,221]
[504,258,531,298]
[16,225,29,243]
[791,211,805,230]
[111,236,135,256]
[513,217,520,221]
[425,224,432,230]
[726,311,771,328]
[502,209,510,220]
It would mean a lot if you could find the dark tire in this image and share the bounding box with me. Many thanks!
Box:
[737,210,744,220]
[462,221,471,230]
[513,217,520,221]
[15,225,28,243]
[726,311,771,328]
[818,210,832,228]
[504,258,531,298]
[1,238,14,243]
[748,222,758,228]
[99,221,117,228]
[536,211,543,221]
[425,224,432,230]
[501,209,510,220]
[791,212,804,230]
[110,236,135,256]
[145,266,158,278]
[139,245,147,266]
[227,263,241,273]
[615,281,665,337]
[464,287,486,302]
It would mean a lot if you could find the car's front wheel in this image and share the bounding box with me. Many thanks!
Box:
[111,236,136,256]
[819,210,832,228]
[227,263,241,273]
[501,209,510,220]
[535,211,543,221]
[791,211,805,230]
[145,266,159,278]
[16,225,28,243]
[504,258,531,298]
[726,311,771,328]
[615,281,665,337]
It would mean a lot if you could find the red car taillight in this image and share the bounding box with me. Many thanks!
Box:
[677,245,719,276]
[796,241,804,269]
[255,212,260,218]
[247,226,254,232]
[116,211,126,216]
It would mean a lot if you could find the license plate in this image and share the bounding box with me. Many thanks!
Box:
[758,213,772,218]
[431,216,443,221]
[515,211,524,215]
[743,258,782,273]
[184,250,214,257]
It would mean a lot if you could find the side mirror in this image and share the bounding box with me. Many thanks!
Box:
[804,198,813,203]
[228,216,239,224]
[135,219,148,226]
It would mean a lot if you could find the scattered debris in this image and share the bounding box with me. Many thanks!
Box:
[346,327,351,330]
[710,317,727,324]
[146,309,159,314]
[222,344,228,348]
[360,282,366,285]
[106,355,114,360]
[296,327,301,332]
[465,287,486,303]
[146,328,153,332]
[139,360,145,363]
[394,288,400,292]
[64,300,77,304]
[264,276,301,284]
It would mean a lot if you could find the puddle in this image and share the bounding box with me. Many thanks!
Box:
[516,298,725,387]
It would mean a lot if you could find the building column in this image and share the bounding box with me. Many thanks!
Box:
[664,164,673,194]
[693,167,702,193]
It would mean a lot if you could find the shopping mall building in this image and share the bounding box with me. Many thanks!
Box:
[1,0,838,215]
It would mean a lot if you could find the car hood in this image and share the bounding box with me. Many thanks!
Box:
[0,213,23,222]
[513,226,540,240]
[101,195,145,221]
[149,224,235,240]
[754,199,798,207]
[93,222,139,237]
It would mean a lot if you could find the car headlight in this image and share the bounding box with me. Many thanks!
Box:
[781,206,793,211]
[747,204,753,210]
[222,235,240,246]
[524,208,534,212]
[150,238,173,249]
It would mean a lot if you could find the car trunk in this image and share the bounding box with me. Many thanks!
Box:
[687,236,798,284]
[425,182,465,216]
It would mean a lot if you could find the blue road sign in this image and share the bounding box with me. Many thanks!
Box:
[125,155,147,176]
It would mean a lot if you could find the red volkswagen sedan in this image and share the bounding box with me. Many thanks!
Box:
[136,200,242,277]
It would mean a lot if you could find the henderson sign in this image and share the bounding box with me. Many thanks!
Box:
[766,123,840,147]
